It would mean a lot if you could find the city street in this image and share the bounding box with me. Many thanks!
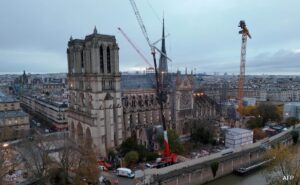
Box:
[100,171,143,185]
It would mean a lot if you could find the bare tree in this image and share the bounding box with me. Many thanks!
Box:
[20,134,55,184]
[73,144,99,185]
[0,128,20,185]
[264,144,300,185]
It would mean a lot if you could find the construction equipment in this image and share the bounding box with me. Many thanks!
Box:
[237,20,251,113]
[118,27,153,67]
[128,0,177,165]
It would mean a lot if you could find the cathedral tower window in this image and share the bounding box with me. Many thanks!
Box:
[81,50,84,68]
[107,47,111,73]
[100,45,104,73]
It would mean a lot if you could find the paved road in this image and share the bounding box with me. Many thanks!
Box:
[100,171,143,185]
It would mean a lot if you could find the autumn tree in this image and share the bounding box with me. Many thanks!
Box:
[286,117,299,127]
[253,128,267,141]
[256,103,281,124]
[243,105,256,116]
[73,145,99,185]
[264,144,300,185]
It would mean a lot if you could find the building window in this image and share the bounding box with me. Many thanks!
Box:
[81,50,84,68]
[108,80,113,90]
[102,80,105,90]
[129,114,133,124]
[107,47,111,73]
[99,46,104,73]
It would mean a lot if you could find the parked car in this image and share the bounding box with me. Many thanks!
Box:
[145,163,157,168]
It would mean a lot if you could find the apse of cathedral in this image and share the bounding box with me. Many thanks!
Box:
[67,25,219,156]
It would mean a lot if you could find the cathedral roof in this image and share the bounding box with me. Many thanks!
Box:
[121,74,156,90]
[120,73,204,92]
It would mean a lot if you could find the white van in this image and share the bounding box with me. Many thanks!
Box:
[116,168,135,178]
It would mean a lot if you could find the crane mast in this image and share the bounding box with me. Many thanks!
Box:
[128,0,174,161]
[117,27,153,67]
[238,20,251,112]
[129,0,152,49]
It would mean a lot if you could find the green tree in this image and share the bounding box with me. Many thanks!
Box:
[210,162,219,178]
[119,138,138,156]
[256,103,281,124]
[119,137,159,162]
[286,117,299,126]
[124,151,139,166]
[246,116,263,129]
[291,131,299,145]
[158,129,184,154]
[191,127,215,145]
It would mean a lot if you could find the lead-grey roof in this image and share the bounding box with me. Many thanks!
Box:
[0,110,28,119]
[121,74,156,90]
[0,91,18,103]
[120,73,204,91]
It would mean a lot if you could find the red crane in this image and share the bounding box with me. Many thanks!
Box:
[128,0,177,165]
[118,27,153,67]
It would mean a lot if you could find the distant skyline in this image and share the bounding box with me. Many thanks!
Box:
[0,0,299,75]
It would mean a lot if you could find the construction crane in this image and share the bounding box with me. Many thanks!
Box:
[118,27,153,67]
[128,0,177,165]
[237,20,251,113]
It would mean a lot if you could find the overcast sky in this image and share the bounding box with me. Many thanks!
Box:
[0,0,299,75]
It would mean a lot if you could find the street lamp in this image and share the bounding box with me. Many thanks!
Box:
[3,143,9,148]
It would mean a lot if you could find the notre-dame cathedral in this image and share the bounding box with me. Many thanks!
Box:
[67,24,218,157]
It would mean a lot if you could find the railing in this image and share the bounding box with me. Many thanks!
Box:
[146,124,300,178]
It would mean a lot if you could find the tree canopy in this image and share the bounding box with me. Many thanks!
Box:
[158,129,184,155]
[124,151,139,166]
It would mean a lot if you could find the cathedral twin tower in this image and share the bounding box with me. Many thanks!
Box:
[67,21,169,156]
[67,27,123,156]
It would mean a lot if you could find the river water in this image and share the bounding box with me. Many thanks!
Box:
[205,170,267,185]
[205,143,300,185]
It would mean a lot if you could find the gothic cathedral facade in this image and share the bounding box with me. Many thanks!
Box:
[67,28,123,157]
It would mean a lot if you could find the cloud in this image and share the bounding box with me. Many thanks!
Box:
[0,0,299,74]
[247,49,300,74]
[0,49,66,73]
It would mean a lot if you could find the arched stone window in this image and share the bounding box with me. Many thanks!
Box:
[132,96,136,107]
[107,46,111,73]
[145,95,149,106]
[70,122,75,140]
[77,123,84,145]
[81,50,84,68]
[80,93,85,106]
[99,45,104,73]
[86,127,92,148]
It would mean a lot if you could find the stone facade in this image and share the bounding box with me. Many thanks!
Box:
[67,29,219,156]
[67,28,123,157]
